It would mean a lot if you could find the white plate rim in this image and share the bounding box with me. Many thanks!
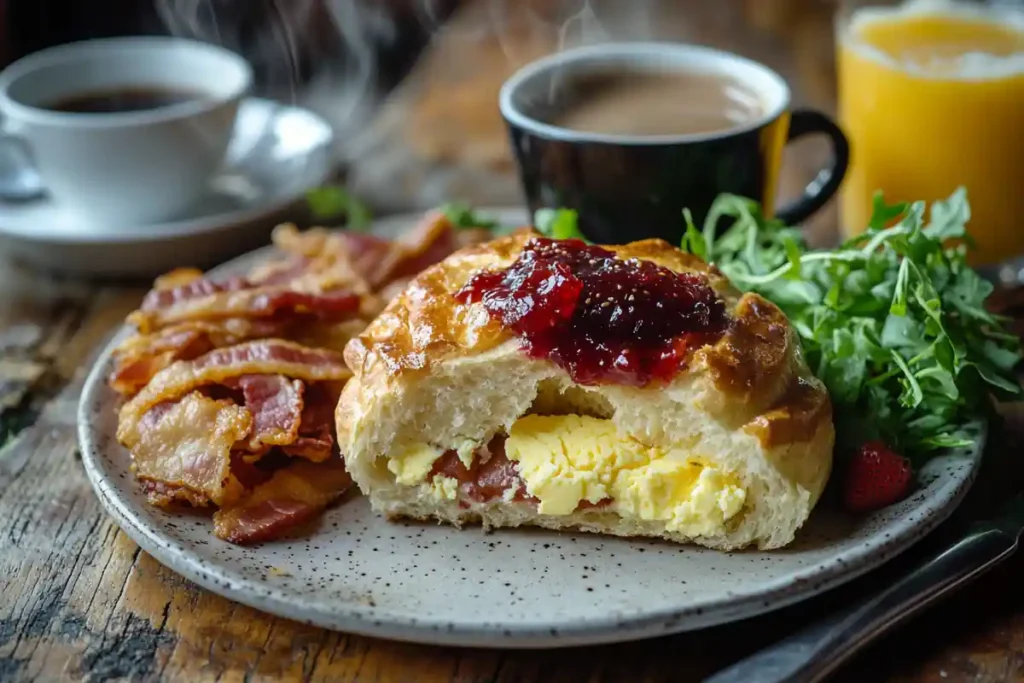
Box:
[76,210,985,648]
[0,97,334,245]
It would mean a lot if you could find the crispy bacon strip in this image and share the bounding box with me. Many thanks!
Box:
[128,238,363,334]
[280,437,333,461]
[128,217,483,336]
[118,340,350,448]
[271,225,392,304]
[153,267,205,291]
[143,451,277,506]
[271,224,383,296]
[213,459,353,545]
[385,211,457,284]
[192,339,346,372]
[272,215,468,293]
[337,212,455,290]
[115,214,497,538]
[288,318,368,355]
[129,288,361,333]
[140,275,247,312]
[132,393,252,508]
[380,212,491,286]
[110,326,213,397]
[278,383,336,462]
[270,223,333,258]
[246,255,311,287]
[140,258,311,311]
[230,451,278,489]
[337,232,397,288]
[143,480,209,508]
[235,375,304,452]
[110,316,367,397]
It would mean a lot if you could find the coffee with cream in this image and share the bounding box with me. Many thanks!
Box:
[547,69,768,136]
[501,42,848,248]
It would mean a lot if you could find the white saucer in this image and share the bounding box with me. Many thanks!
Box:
[0,98,334,278]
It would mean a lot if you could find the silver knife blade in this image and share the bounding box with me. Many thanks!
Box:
[704,497,1024,683]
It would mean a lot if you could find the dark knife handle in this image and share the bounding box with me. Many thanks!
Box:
[704,527,1019,683]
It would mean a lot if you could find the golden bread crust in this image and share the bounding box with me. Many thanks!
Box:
[341,229,828,452]
[336,229,835,549]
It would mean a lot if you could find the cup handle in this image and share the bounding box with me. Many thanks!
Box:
[774,108,850,226]
[0,120,45,202]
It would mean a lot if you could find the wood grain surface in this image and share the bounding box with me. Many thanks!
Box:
[3,1,1024,681]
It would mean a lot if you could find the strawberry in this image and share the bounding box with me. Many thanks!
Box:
[842,440,913,513]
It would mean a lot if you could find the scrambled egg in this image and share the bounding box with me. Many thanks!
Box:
[506,415,746,536]
[387,415,746,537]
[387,443,441,485]
[429,474,460,500]
[387,444,461,501]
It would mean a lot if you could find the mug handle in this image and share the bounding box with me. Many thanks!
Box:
[0,118,45,202]
[775,109,850,226]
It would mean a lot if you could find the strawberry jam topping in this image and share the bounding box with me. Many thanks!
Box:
[455,238,727,386]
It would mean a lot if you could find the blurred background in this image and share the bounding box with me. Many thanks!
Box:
[0,0,838,224]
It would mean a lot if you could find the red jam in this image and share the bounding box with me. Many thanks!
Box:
[455,238,727,386]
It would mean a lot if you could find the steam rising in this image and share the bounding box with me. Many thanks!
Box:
[154,0,667,201]
[155,0,385,153]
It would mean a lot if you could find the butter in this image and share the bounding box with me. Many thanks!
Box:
[505,415,644,514]
[505,414,745,536]
[617,466,746,536]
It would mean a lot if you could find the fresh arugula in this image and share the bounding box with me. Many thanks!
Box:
[439,202,502,232]
[434,204,589,239]
[306,185,373,230]
[682,189,1021,460]
[534,208,590,242]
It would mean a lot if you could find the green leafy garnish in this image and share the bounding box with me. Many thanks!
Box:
[306,185,372,230]
[440,202,500,231]
[534,208,590,242]
[681,188,1021,460]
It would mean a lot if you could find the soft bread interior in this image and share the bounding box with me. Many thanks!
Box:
[340,338,832,550]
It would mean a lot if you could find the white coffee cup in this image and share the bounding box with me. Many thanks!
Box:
[0,37,253,226]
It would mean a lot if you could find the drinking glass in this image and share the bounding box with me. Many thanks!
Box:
[836,0,1024,271]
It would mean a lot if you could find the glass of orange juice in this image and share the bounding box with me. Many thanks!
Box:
[837,0,1024,267]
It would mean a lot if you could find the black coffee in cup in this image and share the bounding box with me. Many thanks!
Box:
[500,43,849,245]
[45,87,205,114]
[0,37,252,226]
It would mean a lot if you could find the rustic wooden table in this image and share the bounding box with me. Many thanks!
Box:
[3,1,1024,681]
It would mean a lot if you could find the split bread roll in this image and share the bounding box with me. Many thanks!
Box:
[336,228,834,550]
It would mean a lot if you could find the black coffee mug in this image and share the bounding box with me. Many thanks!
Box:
[499,43,849,245]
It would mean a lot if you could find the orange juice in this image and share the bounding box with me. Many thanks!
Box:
[838,1,1024,265]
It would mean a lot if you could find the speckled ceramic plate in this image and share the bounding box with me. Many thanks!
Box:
[78,210,986,649]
